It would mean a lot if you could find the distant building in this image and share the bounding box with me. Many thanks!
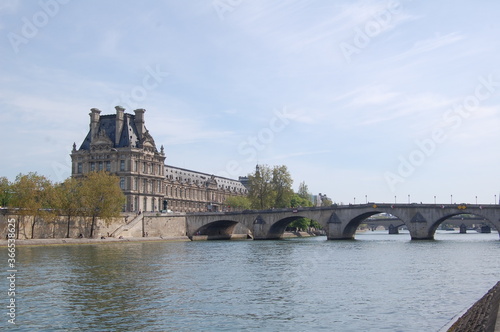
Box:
[238,176,250,189]
[315,193,331,207]
[164,166,247,212]
[71,107,247,213]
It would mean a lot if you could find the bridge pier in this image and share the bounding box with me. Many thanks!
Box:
[251,216,283,240]
[480,225,491,233]
[388,224,399,234]
[406,227,434,240]
[326,217,354,240]
[404,212,435,240]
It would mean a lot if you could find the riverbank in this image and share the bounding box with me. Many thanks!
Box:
[0,232,317,246]
[0,236,191,247]
[282,231,317,238]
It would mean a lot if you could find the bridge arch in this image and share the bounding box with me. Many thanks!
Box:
[267,215,323,239]
[430,212,493,235]
[191,219,244,240]
[343,211,407,239]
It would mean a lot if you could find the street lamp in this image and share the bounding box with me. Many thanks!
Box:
[495,195,497,205]
[394,196,396,204]
[475,196,477,204]
[451,195,453,204]
[434,196,436,204]
[354,197,356,204]
[408,194,410,204]
[365,195,367,204]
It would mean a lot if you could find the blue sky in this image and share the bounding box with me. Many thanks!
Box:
[1,0,499,205]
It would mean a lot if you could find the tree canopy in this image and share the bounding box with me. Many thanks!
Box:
[10,172,56,238]
[247,164,294,209]
[272,165,294,208]
[246,165,325,231]
[4,171,125,238]
[79,171,125,238]
[0,176,12,207]
[54,177,84,238]
[248,165,275,209]
[224,195,251,211]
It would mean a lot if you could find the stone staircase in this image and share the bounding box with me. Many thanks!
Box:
[110,214,144,238]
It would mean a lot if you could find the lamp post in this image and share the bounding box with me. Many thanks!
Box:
[408,194,410,204]
[354,197,356,205]
[394,196,396,204]
[475,196,477,204]
[495,195,497,205]
[434,196,436,204]
[451,195,453,204]
[365,195,367,204]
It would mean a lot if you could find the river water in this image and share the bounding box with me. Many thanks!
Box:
[2,231,499,331]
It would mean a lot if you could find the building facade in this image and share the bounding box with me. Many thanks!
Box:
[164,166,248,212]
[71,107,247,213]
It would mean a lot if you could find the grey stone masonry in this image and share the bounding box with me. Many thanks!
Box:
[447,281,500,332]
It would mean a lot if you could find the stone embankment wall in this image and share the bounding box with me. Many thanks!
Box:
[0,212,187,239]
[143,215,186,237]
[447,281,500,332]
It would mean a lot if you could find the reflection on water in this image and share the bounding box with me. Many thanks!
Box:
[2,232,499,331]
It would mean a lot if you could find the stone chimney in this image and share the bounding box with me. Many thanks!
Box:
[134,108,146,139]
[89,108,101,141]
[115,106,125,146]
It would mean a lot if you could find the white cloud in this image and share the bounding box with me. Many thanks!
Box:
[391,32,465,61]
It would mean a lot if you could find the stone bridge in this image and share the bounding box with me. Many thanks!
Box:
[185,203,500,240]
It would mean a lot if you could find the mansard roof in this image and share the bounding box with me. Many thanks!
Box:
[165,165,247,192]
[79,113,142,151]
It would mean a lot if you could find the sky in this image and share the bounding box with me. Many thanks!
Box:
[1,0,499,205]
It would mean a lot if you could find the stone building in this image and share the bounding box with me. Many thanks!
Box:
[164,166,248,212]
[71,107,247,213]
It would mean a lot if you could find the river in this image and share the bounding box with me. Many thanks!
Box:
[2,231,499,331]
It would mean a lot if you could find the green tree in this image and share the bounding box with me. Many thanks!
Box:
[54,177,83,238]
[248,165,276,209]
[309,219,322,229]
[0,177,12,207]
[297,181,311,201]
[80,171,125,238]
[224,196,251,211]
[289,218,310,231]
[271,165,294,208]
[10,172,56,239]
[288,218,322,232]
[247,165,295,209]
[290,194,313,208]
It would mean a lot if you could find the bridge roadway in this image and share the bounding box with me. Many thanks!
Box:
[186,203,500,240]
